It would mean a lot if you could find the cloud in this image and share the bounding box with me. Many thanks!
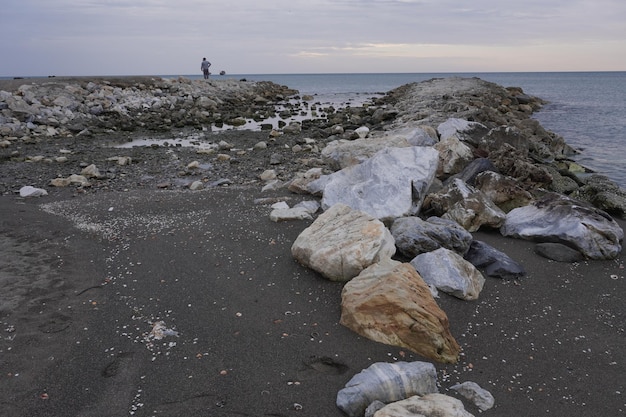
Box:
[1,0,625,75]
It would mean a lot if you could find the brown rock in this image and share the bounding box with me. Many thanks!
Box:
[340,259,460,363]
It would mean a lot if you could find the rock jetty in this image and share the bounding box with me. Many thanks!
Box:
[2,75,625,416]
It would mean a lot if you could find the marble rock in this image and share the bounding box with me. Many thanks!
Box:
[291,203,395,281]
[312,146,439,222]
[501,193,624,260]
[336,361,438,417]
[391,216,473,259]
[373,393,475,417]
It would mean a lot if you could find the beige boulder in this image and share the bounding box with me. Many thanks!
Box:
[291,204,395,281]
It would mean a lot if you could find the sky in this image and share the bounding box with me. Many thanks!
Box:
[1,0,625,77]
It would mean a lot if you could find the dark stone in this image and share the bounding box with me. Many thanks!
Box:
[446,157,497,186]
[464,240,526,279]
[534,243,585,263]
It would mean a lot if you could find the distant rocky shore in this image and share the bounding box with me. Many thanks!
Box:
[1,75,625,217]
[2,75,625,416]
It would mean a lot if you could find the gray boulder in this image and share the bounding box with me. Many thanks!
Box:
[391,216,473,258]
[464,240,526,279]
[411,248,486,300]
[450,381,495,411]
[534,242,585,263]
[447,158,497,186]
[501,193,624,260]
[571,174,626,219]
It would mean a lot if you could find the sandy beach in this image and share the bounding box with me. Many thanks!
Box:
[1,76,625,416]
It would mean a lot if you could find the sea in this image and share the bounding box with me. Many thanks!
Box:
[170,71,626,189]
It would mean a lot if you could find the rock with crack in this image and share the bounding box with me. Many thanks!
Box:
[450,381,495,412]
[340,258,460,363]
[424,178,506,232]
[291,203,396,281]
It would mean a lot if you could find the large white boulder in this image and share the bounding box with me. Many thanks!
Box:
[312,146,439,222]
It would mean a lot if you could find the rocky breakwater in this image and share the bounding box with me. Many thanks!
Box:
[0,76,326,194]
[0,76,300,138]
[286,77,625,415]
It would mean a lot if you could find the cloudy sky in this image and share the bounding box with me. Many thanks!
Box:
[2,0,625,77]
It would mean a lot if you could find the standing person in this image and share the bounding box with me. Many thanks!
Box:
[201,57,211,79]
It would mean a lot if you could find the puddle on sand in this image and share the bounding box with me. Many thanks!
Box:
[114,94,380,149]
[114,137,219,150]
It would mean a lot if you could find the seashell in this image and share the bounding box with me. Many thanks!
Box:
[336,361,438,417]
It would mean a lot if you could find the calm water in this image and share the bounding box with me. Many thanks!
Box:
[184,72,626,188]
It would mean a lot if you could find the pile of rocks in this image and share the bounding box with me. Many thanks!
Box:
[281,78,625,415]
[0,76,298,139]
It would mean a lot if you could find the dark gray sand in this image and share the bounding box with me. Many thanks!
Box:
[1,187,624,417]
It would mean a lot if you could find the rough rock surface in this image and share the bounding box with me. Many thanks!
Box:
[464,240,527,279]
[410,248,486,300]
[373,393,475,417]
[450,381,495,411]
[340,259,461,363]
[501,193,624,260]
[291,203,395,281]
[391,216,473,259]
[336,361,438,417]
[314,146,439,222]
[425,178,507,232]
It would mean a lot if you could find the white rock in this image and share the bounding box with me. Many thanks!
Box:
[19,185,48,197]
[271,201,290,210]
[355,126,370,138]
[80,164,102,178]
[269,207,313,222]
[313,146,439,222]
[336,361,438,417]
[189,180,204,190]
